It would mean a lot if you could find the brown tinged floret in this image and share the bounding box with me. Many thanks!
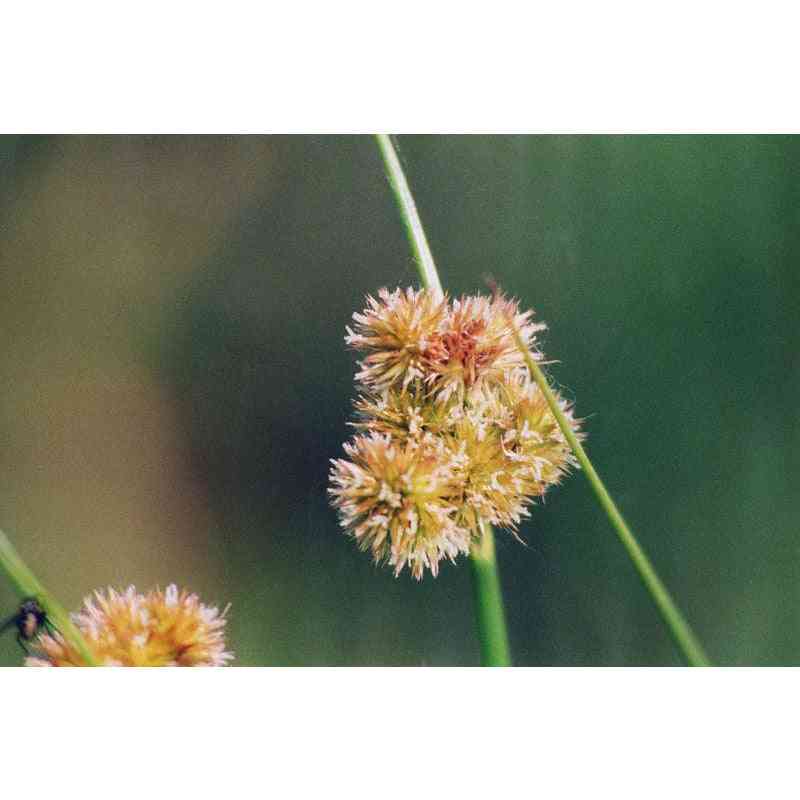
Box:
[423,292,546,403]
[25,585,233,667]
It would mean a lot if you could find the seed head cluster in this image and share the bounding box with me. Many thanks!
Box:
[26,585,232,667]
[329,287,581,580]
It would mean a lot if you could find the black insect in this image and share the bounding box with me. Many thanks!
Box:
[0,598,49,653]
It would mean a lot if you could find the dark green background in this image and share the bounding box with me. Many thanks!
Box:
[0,135,797,665]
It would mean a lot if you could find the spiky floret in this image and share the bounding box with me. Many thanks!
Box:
[351,387,461,442]
[491,370,580,489]
[422,293,546,404]
[345,287,447,393]
[454,372,580,535]
[328,433,471,579]
[447,404,534,535]
[25,585,233,667]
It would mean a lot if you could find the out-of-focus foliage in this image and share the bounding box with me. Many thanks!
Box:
[0,135,797,665]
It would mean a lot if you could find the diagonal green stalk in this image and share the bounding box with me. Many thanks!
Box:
[509,326,711,666]
[375,135,444,300]
[375,133,511,666]
[0,528,98,665]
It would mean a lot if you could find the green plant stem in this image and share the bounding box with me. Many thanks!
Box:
[510,327,711,667]
[375,134,444,300]
[0,528,98,665]
[470,520,512,666]
[375,133,511,666]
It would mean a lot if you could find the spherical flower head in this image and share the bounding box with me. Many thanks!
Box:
[423,293,546,403]
[346,287,447,393]
[25,585,233,667]
[328,432,470,579]
[333,286,583,579]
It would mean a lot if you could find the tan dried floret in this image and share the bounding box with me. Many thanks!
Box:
[346,287,447,393]
[491,370,579,490]
[328,433,471,579]
[448,403,534,535]
[454,372,579,536]
[351,387,461,442]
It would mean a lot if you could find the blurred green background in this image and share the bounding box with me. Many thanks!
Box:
[0,135,797,666]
